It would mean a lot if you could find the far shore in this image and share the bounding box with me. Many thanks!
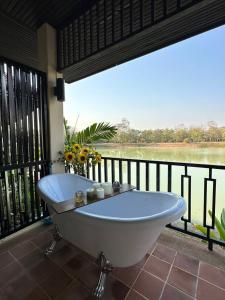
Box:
[94,142,225,148]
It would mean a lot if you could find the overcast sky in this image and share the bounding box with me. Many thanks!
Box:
[64,25,225,130]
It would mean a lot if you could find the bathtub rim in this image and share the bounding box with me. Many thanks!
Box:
[37,173,186,224]
[36,173,95,204]
[74,190,186,223]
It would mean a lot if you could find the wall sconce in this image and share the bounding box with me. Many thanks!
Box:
[54,78,65,102]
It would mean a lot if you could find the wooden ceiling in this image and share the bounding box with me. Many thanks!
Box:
[0,0,96,30]
[1,0,225,83]
[59,0,225,83]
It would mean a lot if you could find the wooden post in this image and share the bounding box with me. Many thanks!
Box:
[37,23,65,173]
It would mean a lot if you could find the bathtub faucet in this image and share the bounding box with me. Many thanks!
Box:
[93,252,113,299]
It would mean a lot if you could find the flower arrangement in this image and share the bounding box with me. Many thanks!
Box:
[62,143,101,176]
[60,119,117,176]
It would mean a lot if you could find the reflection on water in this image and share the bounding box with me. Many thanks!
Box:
[96,146,225,165]
[95,146,225,223]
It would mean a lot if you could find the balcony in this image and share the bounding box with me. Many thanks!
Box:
[0,155,225,299]
[1,1,225,299]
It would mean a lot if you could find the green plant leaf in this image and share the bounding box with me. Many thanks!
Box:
[64,118,71,145]
[75,122,117,144]
[194,224,207,236]
[208,209,225,241]
[221,208,225,231]
[193,224,216,239]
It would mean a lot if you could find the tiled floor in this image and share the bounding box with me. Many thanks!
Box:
[0,224,225,300]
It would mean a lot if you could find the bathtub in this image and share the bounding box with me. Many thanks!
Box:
[37,173,186,268]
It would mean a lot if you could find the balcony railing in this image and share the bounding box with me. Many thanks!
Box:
[84,156,225,251]
[0,161,49,238]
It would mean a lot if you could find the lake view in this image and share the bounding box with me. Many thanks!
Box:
[95,145,225,224]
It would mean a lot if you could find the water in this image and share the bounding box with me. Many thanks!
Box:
[95,145,225,224]
[96,146,225,165]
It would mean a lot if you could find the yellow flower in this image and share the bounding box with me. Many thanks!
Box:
[72,144,81,152]
[95,154,101,163]
[78,153,87,164]
[81,147,89,156]
[65,152,75,162]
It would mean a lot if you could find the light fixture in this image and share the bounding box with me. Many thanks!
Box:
[54,78,65,102]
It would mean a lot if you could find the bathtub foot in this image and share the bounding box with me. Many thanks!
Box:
[44,225,62,256]
[93,252,113,299]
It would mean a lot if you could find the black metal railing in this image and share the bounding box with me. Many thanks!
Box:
[85,156,225,251]
[0,162,49,238]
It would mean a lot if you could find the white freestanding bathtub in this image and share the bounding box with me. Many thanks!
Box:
[37,173,186,268]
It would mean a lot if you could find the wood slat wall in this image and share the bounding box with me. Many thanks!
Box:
[58,0,225,83]
[0,58,49,238]
[0,0,86,30]
[0,13,39,70]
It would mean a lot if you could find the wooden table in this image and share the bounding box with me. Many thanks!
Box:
[52,183,136,214]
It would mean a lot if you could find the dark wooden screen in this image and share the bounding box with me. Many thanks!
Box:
[0,57,49,238]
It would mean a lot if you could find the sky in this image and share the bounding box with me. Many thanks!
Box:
[64,25,225,131]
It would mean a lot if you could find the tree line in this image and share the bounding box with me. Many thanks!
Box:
[111,122,225,144]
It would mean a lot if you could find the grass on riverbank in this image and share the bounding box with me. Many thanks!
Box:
[94,142,225,148]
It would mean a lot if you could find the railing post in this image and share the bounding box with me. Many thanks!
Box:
[111,159,115,182]
[167,164,172,192]
[104,158,108,182]
[136,161,140,190]
[145,162,149,191]
[156,163,160,191]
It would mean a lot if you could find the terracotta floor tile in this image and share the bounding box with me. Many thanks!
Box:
[0,289,8,300]
[78,263,99,289]
[0,252,15,270]
[161,284,194,300]
[19,248,44,269]
[63,253,91,279]
[133,270,164,300]
[197,279,225,300]
[80,251,97,263]
[113,265,140,287]
[199,262,225,290]
[144,255,171,280]
[152,244,176,264]
[2,223,49,247]
[24,287,50,300]
[55,280,90,300]
[0,261,23,288]
[126,290,147,300]
[148,243,157,255]
[40,269,72,299]
[135,253,150,268]
[10,240,36,259]
[29,259,61,284]
[3,273,37,300]
[31,230,53,249]
[174,253,199,276]
[103,276,129,300]
[50,244,80,266]
[168,266,197,297]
